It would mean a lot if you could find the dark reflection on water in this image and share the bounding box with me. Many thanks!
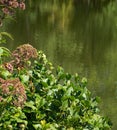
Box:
[2,0,117,129]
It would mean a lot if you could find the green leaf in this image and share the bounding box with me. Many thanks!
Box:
[20,74,29,83]
[64,87,73,97]
[25,101,36,110]
[0,47,11,57]
[0,48,3,56]
[0,32,14,40]
[33,124,42,129]
[0,70,11,79]
[41,79,48,87]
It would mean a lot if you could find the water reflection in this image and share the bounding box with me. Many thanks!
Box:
[2,0,117,129]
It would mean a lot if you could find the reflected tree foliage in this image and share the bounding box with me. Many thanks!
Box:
[73,0,114,10]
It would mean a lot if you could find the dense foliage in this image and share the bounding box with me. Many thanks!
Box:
[0,41,112,129]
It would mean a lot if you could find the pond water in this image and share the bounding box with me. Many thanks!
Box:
[2,0,117,129]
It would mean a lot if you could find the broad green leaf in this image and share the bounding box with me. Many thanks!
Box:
[33,124,42,129]
[25,101,36,110]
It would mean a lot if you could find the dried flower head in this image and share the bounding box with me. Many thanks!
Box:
[4,62,14,73]
[11,44,38,68]
[0,78,27,107]
[2,7,10,15]
[0,0,25,10]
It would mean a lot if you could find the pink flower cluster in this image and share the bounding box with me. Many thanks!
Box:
[0,78,27,107]
[11,44,38,68]
[2,44,37,72]
[0,0,25,15]
[4,62,14,73]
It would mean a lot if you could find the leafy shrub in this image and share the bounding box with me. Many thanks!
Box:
[0,44,112,130]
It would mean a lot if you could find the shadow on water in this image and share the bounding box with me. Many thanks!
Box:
[2,0,117,129]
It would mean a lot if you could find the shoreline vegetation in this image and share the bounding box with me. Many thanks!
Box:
[0,44,112,129]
